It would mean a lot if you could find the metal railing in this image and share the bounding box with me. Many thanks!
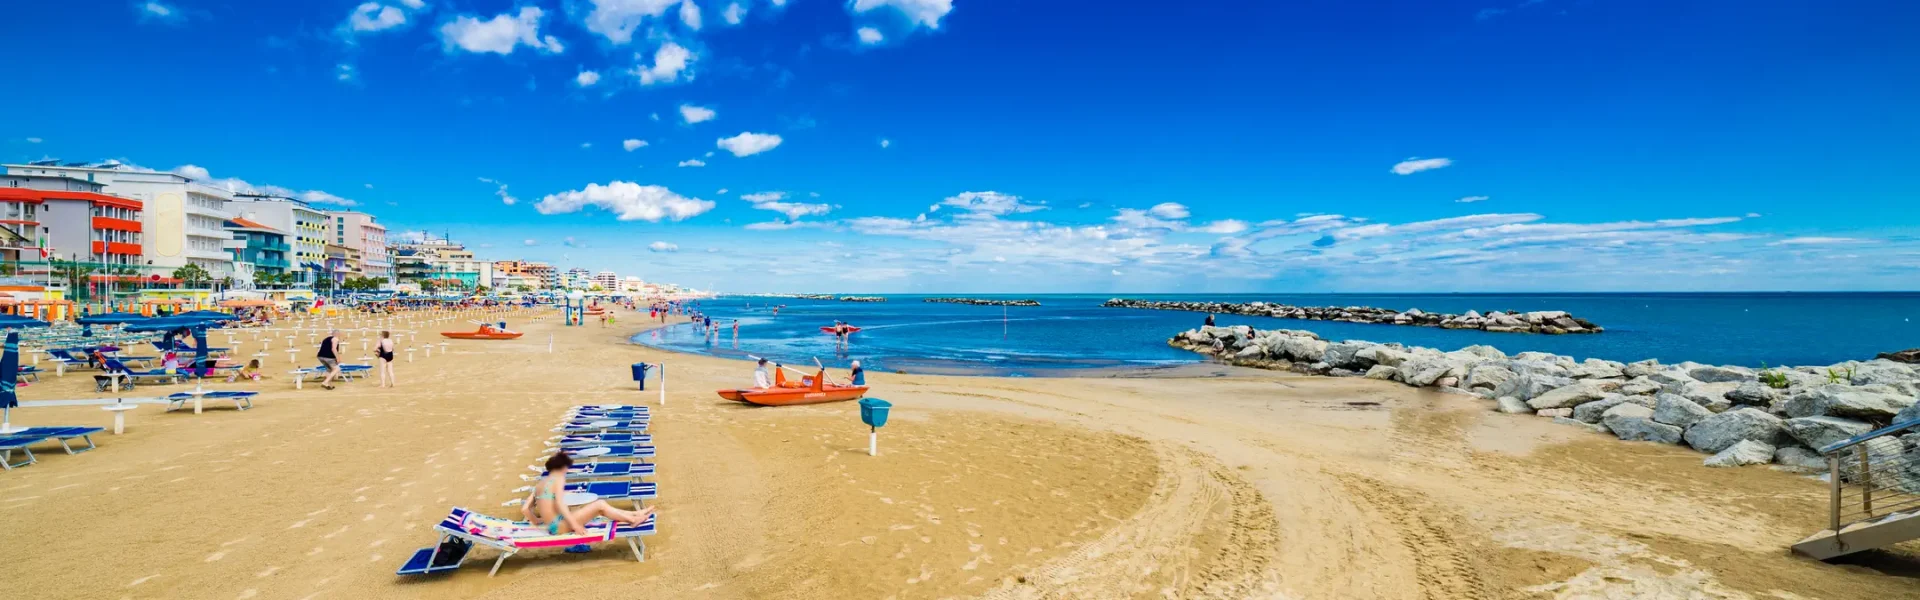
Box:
[1822,419,1920,532]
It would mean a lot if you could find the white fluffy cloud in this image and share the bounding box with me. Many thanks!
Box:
[582,0,680,45]
[478,177,518,205]
[741,192,831,220]
[938,191,1044,216]
[1391,157,1452,175]
[851,0,954,29]
[1770,236,1868,246]
[439,7,564,55]
[722,2,745,25]
[649,241,679,252]
[534,181,715,221]
[348,3,407,32]
[623,139,648,151]
[716,132,783,157]
[24,137,42,144]
[576,70,601,86]
[1456,195,1489,203]
[677,159,706,167]
[139,1,185,24]
[679,103,716,123]
[879,138,891,148]
[857,27,884,44]
[1148,202,1189,219]
[524,239,538,246]
[679,0,702,30]
[171,164,357,206]
[633,42,694,85]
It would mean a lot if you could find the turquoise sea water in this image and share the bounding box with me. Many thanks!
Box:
[631,293,1920,376]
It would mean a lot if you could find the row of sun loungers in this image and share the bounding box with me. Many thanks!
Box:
[398,404,658,577]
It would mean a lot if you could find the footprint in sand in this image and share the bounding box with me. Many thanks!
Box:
[128,574,160,587]
[307,547,325,557]
[237,589,258,599]
[256,567,280,578]
[205,551,227,562]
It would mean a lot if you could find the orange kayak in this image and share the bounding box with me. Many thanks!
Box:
[718,385,869,406]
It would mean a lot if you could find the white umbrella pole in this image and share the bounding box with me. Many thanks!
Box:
[659,364,666,406]
[0,406,17,434]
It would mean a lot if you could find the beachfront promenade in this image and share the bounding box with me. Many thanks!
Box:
[0,310,1911,599]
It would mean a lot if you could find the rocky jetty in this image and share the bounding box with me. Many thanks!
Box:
[1106,298,1602,334]
[1169,325,1920,469]
[1879,348,1920,364]
[839,296,886,302]
[923,298,1041,307]
[775,294,836,300]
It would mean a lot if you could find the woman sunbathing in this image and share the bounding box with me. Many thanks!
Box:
[522,452,654,535]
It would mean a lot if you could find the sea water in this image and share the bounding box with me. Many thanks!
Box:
[631,293,1920,376]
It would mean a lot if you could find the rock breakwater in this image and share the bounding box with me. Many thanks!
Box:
[1105,298,1602,334]
[923,298,1041,306]
[1169,325,1920,470]
[840,296,887,302]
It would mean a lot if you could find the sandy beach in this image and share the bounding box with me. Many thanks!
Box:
[2,310,1915,599]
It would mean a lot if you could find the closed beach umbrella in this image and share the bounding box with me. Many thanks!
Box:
[192,327,210,377]
[0,332,20,433]
[176,310,237,322]
[0,315,50,330]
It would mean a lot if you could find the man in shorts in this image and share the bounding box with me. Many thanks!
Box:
[318,329,342,390]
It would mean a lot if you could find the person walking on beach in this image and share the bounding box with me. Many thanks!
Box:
[376,330,397,388]
[317,329,343,390]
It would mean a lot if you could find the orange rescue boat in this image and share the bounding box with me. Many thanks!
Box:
[717,367,868,406]
[441,322,524,340]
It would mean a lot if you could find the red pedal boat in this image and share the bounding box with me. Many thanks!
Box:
[717,368,868,406]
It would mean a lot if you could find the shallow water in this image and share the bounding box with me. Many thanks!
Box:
[632,293,1920,375]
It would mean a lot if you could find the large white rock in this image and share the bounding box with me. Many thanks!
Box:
[1464,364,1515,391]
[1356,346,1410,368]
[1781,384,1914,420]
[1704,440,1775,468]
[1684,408,1789,454]
[1496,396,1533,414]
[1569,359,1626,380]
[1526,380,1623,410]
[1688,365,1755,384]
[1494,371,1574,402]
[1363,365,1398,380]
[1773,446,1828,472]
[1652,393,1713,429]
[1604,404,1683,444]
[1781,416,1874,450]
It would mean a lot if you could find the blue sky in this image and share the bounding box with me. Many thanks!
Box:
[3,0,1917,293]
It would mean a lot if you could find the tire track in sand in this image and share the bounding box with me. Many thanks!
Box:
[1332,473,1491,600]
[974,446,1281,600]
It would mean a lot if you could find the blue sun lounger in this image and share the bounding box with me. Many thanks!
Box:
[553,421,647,434]
[568,411,648,422]
[569,406,650,416]
[396,507,656,577]
[0,426,105,469]
[548,433,651,448]
[526,461,656,480]
[102,358,181,385]
[563,445,655,461]
[165,390,257,412]
[16,365,40,382]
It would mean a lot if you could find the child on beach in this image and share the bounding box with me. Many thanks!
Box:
[227,359,264,382]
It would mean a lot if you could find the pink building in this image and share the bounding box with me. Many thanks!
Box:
[325,211,389,283]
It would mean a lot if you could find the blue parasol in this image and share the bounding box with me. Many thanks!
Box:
[0,332,19,433]
[0,314,50,330]
[120,316,223,333]
[176,310,238,322]
[76,312,150,325]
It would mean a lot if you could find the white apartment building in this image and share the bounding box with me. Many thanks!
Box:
[229,193,328,285]
[3,162,236,278]
[593,270,619,290]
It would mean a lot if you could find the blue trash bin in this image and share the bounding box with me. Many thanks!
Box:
[859,398,892,429]
[631,362,650,391]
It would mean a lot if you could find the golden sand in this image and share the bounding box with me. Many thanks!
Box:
[0,310,1914,599]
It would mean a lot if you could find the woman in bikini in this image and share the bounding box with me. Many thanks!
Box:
[521,452,654,535]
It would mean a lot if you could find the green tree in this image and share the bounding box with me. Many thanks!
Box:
[172,263,211,288]
[50,258,97,301]
[313,275,336,293]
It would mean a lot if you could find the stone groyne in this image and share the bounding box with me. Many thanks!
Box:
[840,296,887,303]
[1169,325,1920,469]
[1104,298,1603,334]
[923,298,1041,307]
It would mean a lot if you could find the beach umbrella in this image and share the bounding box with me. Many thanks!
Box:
[176,310,237,322]
[0,332,20,433]
[0,315,50,330]
[119,316,220,333]
[192,327,210,377]
[77,312,149,325]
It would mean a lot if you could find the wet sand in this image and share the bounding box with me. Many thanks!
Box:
[1,310,1916,599]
